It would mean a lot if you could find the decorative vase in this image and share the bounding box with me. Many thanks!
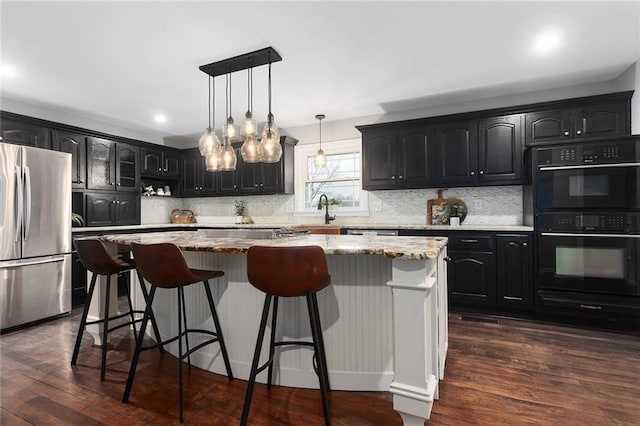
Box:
[235,216,244,224]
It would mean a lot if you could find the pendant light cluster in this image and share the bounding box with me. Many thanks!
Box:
[198,47,283,172]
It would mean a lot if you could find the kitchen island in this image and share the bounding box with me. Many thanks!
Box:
[96,230,448,425]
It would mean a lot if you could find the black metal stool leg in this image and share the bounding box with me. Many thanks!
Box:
[240,294,273,426]
[307,293,331,426]
[124,271,138,342]
[203,280,233,380]
[177,287,184,423]
[267,296,279,389]
[179,287,192,369]
[123,286,156,403]
[137,270,164,353]
[71,272,98,366]
[100,275,112,382]
[311,292,331,391]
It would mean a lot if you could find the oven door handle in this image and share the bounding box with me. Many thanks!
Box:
[539,162,640,171]
[540,232,640,239]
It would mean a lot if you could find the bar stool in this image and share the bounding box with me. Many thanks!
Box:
[241,245,332,426]
[122,242,233,423]
[71,238,163,381]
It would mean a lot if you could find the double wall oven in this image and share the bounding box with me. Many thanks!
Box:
[533,137,640,320]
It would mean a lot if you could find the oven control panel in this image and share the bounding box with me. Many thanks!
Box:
[536,140,639,166]
[537,212,639,233]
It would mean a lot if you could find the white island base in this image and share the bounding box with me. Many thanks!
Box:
[88,235,447,425]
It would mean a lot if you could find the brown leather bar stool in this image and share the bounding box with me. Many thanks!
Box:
[71,238,163,381]
[122,242,233,423]
[241,245,331,426]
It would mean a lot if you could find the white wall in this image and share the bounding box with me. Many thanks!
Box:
[614,60,640,133]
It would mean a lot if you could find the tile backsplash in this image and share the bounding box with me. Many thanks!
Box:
[141,186,524,226]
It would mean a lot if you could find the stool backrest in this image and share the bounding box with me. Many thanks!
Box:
[247,245,330,297]
[74,238,129,275]
[130,242,194,288]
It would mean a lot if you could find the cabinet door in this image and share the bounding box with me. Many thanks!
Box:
[260,161,284,194]
[115,194,140,225]
[87,137,116,190]
[448,251,496,304]
[200,160,217,194]
[478,115,522,184]
[0,119,51,149]
[115,143,139,192]
[239,161,260,194]
[218,170,238,194]
[85,193,115,226]
[397,125,434,187]
[52,130,86,189]
[496,235,532,308]
[525,110,571,145]
[575,102,630,139]
[361,128,397,189]
[436,120,477,185]
[141,147,163,177]
[163,151,181,178]
[182,155,201,196]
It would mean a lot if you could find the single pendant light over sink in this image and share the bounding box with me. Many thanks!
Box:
[198,47,283,171]
[313,113,327,168]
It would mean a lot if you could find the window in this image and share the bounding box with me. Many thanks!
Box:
[295,138,368,215]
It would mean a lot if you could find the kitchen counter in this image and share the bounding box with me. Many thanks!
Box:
[92,230,449,425]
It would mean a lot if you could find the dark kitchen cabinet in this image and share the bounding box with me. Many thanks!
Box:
[52,130,87,189]
[87,137,140,192]
[525,98,630,145]
[496,234,532,309]
[238,136,296,195]
[181,150,217,196]
[436,115,523,186]
[141,146,180,179]
[85,192,140,226]
[0,118,51,149]
[447,234,496,304]
[361,125,435,190]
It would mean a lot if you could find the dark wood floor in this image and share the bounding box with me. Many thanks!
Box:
[1,304,639,425]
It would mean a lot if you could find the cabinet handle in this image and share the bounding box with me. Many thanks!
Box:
[116,182,120,186]
[110,182,115,186]
[563,131,570,136]
[579,304,602,310]
[158,168,162,172]
[398,175,403,180]
[523,242,528,247]
[470,171,475,176]
[79,179,84,183]
[443,256,451,262]
[461,239,478,243]
[576,130,583,135]
[260,183,264,187]
[479,170,484,175]
[391,175,395,180]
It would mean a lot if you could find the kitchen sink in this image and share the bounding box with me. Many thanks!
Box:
[197,228,309,239]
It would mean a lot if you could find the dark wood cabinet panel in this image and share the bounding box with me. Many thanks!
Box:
[115,193,141,225]
[52,130,86,189]
[525,110,569,145]
[141,147,180,179]
[85,192,140,226]
[496,234,532,308]
[576,101,630,139]
[86,137,115,190]
[115,143,139,192]
[448,251,496,304]
[361,128,396,189]
[436,120,477,185]
[478,115,523,184]
[0,118,51,149]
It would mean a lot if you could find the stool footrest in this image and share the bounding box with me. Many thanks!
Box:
[140,329,220,355]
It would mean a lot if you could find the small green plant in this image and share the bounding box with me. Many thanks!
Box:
[234,200,246,216]
[71,212,84,226]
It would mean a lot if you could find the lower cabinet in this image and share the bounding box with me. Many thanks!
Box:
[447,235,496,304]
[85,192,140,226]
[71,252,88,308]
[496,234,532,309]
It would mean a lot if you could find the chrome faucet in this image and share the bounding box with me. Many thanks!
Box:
[317,194,336,225]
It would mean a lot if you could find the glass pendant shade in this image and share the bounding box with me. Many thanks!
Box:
[314,148,327,168]
[205,148,222,171]
[241,134,260,163]
[223,117,238,141]
[258,117,281,163]
[199,128,220,157]
[241,111,258,139]
[220,138,237,171]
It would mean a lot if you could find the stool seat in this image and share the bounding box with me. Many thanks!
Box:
[241,245,332,426]
[123,242,233,423]
[71,238,163,382]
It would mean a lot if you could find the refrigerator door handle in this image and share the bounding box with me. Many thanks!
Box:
[24,166,32,241]
[1,255,66,268]
[14,165,23,243]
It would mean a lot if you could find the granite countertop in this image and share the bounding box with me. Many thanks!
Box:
[97,231,448,260]
[73,222,533,233]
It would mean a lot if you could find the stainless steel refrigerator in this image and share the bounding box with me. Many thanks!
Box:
[0,142,72,331]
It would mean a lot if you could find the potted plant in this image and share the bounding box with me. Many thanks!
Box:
[234,200,246,224]
[72,212,85,227]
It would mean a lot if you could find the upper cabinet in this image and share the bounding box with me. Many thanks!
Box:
[52,130,87,189]
[524,94,631,145]
[0,117,51,149]
[361,124,435,190]
[181,150,219,196]
[87,137,140,192]
[141,146,181,179]
[359,91,631,190]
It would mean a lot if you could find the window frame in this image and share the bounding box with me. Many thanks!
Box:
[294,138,369,216]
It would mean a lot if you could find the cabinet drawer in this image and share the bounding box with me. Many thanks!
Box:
[447,235,494,251]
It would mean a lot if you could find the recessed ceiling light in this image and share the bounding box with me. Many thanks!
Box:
[532,30,562,55]
[1,64,17,78]
[154,113,167,123]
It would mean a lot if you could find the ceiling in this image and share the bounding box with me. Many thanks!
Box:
[1,1,639,146]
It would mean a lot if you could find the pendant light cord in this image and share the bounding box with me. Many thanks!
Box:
[208,76,212,130]
[211,76,215,129]
[319,117,322,150]
[267,57,273,131]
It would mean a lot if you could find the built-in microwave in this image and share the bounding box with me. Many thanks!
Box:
[535,139,640,210]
